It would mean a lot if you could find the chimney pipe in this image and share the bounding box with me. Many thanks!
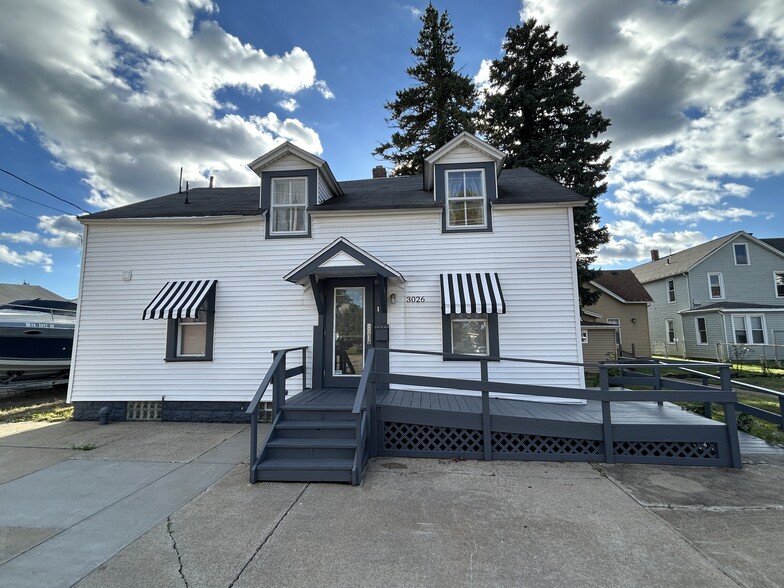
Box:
[209,175,214,189]
[372,165,387,179]
[650,249,660,261]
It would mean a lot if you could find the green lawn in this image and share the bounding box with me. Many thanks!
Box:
[0,388,72,423]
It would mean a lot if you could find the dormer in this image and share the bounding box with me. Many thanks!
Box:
[424,132,506,233]
[248,142,342,239]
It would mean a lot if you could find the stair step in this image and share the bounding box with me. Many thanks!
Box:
[282,404,353,412]
[276,420,356,429]
[267,438,356,449]
[257,458,353,471]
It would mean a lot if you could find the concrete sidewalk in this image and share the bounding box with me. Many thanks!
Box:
[0,420,782,587]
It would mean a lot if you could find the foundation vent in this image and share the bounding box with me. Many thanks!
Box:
[127,401,162,421]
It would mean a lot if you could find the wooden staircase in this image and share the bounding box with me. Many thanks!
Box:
[253,403,358,483]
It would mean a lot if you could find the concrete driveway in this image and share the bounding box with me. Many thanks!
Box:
[0,419,783,587]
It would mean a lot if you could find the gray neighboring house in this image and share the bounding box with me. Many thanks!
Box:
[631,231,784,361]
[0,283,67,304]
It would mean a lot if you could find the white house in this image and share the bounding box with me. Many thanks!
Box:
[67,133,588,422]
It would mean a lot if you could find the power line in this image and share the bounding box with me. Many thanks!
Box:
[0,187,76,215]
[0,206,83,239]
[0,167,90,213]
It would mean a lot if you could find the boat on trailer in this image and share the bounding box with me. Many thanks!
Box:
[0,299,76,379]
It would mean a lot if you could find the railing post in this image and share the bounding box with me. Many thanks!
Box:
[302,346,307,392]
[720,365,742,468]
[701,375,712,418]
[779,396,784,431]
[481,359,491,461]
[602,400,614,464]
[272,351,286,415]
[599,365,609,391]
[369,350,378,457]
[249,410,258,482]
[654,364,663,406]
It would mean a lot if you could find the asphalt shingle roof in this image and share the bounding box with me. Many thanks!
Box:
[592,270,652,302]
[82,168,586,221]
[630,233,740,284]
[0,283,67,304]
[680,301,784,313]
[762,238,784,254]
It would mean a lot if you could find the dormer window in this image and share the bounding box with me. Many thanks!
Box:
[446,169,486,229]
[271,177,308,235]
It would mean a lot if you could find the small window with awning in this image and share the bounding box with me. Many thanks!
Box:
[440,273,505,359]
[143,280,217,361]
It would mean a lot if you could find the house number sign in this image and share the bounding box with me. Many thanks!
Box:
[406,296,426,303]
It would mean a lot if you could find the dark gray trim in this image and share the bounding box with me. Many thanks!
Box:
[286,239,402,284]
[441,313,500,361]
[72,400,252,422]
[165,285,216,362]
[434,162,496,234]
[262,169,315,239]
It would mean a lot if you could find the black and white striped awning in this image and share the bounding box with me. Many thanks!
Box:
[142,280,216,320]
[440,273,506,315]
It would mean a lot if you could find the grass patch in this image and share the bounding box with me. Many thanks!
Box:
[71,443,96,451]
[0,389,72,423]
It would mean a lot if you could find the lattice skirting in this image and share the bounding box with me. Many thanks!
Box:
[382,421,725,464]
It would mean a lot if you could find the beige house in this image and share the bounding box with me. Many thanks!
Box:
[582,270,653,363]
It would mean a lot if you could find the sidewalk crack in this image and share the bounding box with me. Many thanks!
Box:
[228,483,309,587]
[167,516,188,587]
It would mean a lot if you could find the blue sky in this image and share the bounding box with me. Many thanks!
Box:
[1,0,783,299]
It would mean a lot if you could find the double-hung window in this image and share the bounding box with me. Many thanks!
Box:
[667,279,676,303]
[176,303,209,357]
[665,319,676,343]
[707,273,723,299]
[732,315,765,345]
[734,243,749,265]
[775,272,784,298]
[446,169,486,229]
[695,317,708,345]
[271,177,308,235]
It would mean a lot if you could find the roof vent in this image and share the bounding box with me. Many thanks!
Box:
[209,175,214,189]
[372,165,387,179]
[650,249,660,261]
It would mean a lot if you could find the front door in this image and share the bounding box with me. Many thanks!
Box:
[323,278,374,387]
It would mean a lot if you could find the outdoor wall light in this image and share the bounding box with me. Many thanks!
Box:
[389,293,397,304]
[631,317,637,323]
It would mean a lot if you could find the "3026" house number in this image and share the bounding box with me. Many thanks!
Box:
[406,296,426,303]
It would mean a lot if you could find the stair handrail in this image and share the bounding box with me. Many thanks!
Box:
[352,347,376,414]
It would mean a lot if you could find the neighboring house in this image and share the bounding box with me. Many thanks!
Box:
[631,231,784,361]
[581,270,653,364]
[0,283,67,305]
[67,133,589,421]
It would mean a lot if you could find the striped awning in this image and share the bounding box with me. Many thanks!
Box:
[440,273,506,315]
[142,280,216,320]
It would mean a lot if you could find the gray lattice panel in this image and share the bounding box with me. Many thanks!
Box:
[492,432,603,456]
[383,422,483,453]
[613,440,719,460]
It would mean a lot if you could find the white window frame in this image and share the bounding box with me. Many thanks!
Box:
[774,271,784,298]
[665,319,676,343]
[733,243,750,266]
[270,177,308,235]
[607,318,621,346]
[445,168,487,230]
[707,272,724,300]
[731,314,766,345]
[581,330,588,344]
[695,317,708,345]
[667,279,676,303]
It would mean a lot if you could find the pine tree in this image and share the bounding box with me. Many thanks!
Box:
[480,19,611,306]
[373,3,476,176]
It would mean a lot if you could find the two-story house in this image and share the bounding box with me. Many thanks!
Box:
[631,231,784,361]
[67,132,590,421]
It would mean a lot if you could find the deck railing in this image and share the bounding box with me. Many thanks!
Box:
[245,346,307,481]
[362,348,742,468]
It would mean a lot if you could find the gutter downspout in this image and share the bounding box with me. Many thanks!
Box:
[718,310,727,361]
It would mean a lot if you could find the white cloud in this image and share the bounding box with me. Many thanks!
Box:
[405,5,422,18]
[0,230,40,244]
[277,98,299,112]
[596,221,707,266]
[0,0,331,210]
[37,215,83,248]
[0,244,53,272]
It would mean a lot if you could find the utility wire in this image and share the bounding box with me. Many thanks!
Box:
[0,167,90,213]
[0,206,83,238]
[0,187,76,215]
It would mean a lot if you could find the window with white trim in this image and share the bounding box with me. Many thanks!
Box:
[775,272,784,298]
[446,169,486,229]
[734,243,749,265]
[732,314,765,344]
[707,272,724,299]
[607,318,621,346]
[271,177,308,234]
[667,279,676,303]
[581,330,588,344]
[665,319,676,343]
[695,317,708,345]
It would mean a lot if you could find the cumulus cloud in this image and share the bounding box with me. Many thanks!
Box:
[0,0,330,210]
[37,215,83,248]
[521,0,784,265]
[0,230,40,244]
[0,244,53,272]
[596,221,707,266]
[405,5,422,18]
[277,98,299,112]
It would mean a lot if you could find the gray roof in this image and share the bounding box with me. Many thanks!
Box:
[592,270,652,302]
[762,238,784,253]
[630,232,740,284]
[0,283,67,304]
[82,168,586,221]
[680,301,784,313]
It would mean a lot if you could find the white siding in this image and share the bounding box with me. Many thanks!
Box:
[316,171,333,204]
[70,205,583,404]
[264,153,316,172]
[438,144,494,165]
